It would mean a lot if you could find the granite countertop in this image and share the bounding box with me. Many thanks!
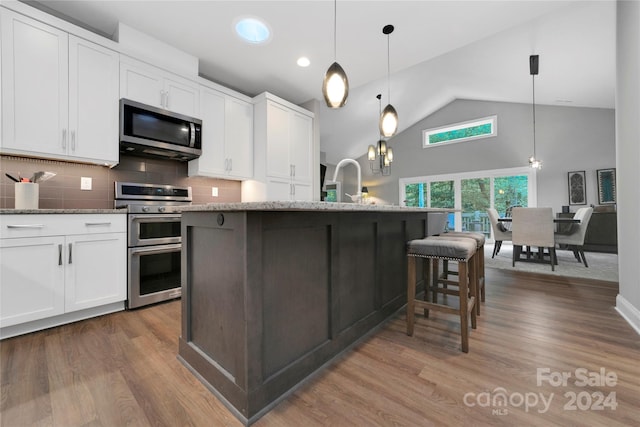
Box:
[0,209,126,214]
[181,201,454,213]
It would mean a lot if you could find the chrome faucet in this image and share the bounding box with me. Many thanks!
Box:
[332,158,362,203]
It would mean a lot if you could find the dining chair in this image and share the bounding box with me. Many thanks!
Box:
[487,208,512,258]
[554,207,594,267]
[511,207,557,271]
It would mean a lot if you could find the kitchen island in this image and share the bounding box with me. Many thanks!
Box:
[178,202,450,425]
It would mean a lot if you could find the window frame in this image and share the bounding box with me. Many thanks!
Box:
[399,166,537,236]
[422,115,497,148]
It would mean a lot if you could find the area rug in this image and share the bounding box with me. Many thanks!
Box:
[484,242,618,283]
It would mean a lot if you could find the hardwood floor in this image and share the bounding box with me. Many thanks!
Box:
[2,268,639,426]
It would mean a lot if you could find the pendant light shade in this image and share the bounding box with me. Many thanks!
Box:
[380,24,398,137]
[322,0,348,108]
[323,62,349,108]
[380,104,398,137]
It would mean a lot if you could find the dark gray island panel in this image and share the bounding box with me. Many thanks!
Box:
[178,204,448,425]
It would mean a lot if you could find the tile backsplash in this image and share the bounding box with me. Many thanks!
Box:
[0,154,241,209]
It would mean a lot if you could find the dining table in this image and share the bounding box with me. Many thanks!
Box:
[497,217,580,223]
[497,216,580,264]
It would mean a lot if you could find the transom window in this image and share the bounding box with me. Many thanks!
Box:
[423,115,497,148]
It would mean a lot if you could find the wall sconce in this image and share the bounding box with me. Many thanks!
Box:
[368,94,393,175]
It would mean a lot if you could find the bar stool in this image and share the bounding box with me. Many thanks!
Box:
[437,231,486,315]
[406,236,477,353]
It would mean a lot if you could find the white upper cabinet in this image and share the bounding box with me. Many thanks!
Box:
[262,99,313,187]
[265,101,293,180]
[225,96,254,179]
[289,111,313,184]
[120,56,200,118]
[188,84,253,180]
[68,35,119,164]
[0,9,119,165]
[1,10,68,156]
[245,93,314,202]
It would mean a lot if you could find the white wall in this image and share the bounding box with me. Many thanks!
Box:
[354,99,615,211]
[615,0,640,334]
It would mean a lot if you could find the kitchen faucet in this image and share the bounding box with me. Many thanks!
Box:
[332,158,362,203]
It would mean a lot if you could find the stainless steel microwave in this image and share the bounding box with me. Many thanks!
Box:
[119,98,202,161]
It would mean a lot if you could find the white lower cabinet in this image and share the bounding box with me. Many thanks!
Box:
[0,214,126,338]
[0,236,66,327]
[64,233,126,312]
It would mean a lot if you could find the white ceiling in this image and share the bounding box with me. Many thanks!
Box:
[28,0,616,164]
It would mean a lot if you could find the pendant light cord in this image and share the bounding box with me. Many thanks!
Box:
[387,33,391,103]
[532,74,536,158]
[333,0,337,60]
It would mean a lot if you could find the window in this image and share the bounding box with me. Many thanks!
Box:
[405,180,456,230]
[423,116,497,148]
[399,166,535,239]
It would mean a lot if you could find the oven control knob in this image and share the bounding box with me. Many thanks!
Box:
[142,206,150,213]
[158,206,166,213]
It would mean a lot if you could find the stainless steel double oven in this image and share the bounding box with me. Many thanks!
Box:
[115,182,191,309]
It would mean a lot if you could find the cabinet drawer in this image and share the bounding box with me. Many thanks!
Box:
[0,214,126,239]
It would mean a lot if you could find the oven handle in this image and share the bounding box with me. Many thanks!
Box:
[129,243,182,256]
[129,214,182,222]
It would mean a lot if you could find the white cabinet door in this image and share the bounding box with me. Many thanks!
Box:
[265,101,292,180]
[189,87,226,176]
[292,183,312,201]
[65,233,126,312]
[120,58,199,117]
[267,179,293,201]
[0,236,65,327]
[289,112,313,185]
[226,97,253,179]
[164,76,199,118]
[1,10,68,155]
[120,60,165,108]
[68,35,119,164]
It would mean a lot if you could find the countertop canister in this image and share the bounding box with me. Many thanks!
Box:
[14,182,39,209]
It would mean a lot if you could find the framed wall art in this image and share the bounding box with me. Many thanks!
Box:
[568,171,587,205]
[597,168,616,205]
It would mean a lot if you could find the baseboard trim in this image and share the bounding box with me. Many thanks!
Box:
[615,294,640,336]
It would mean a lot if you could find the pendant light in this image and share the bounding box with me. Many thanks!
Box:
[380,24,398,137]
[528,54,542,169]
[322,0,349,108]
[368,94,393,175]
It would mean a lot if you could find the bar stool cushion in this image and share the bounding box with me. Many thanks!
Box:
[407,237,476,261]
[438,231,486,248]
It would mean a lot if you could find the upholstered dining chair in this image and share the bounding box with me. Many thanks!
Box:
[554,207,594,267]
[487,208,512,258]
[511,207,557,271]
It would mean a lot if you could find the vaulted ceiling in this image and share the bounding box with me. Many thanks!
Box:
[30,1,616,163]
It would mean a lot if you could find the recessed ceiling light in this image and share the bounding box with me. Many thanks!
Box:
[234,17,271,44]
[297,57,310,67]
